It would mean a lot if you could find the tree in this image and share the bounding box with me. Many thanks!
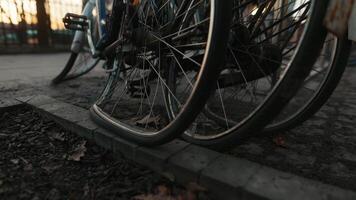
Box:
[36,0,51,46]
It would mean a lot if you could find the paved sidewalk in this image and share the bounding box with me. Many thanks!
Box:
[0,54,68,82]
[0,53,105,83]
[1,53,356,192]
[0,53,106,108]
[230,68,356,190]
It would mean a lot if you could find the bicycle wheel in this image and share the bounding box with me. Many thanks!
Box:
[263,34,351,133]
[52,5,100,85]
[90,0,233,145]
[176,0,329,149]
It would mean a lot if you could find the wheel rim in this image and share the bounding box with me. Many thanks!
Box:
[175,0,317,140]
[265,34,338,129]
[93,0,217,137]
[66,12,100,79]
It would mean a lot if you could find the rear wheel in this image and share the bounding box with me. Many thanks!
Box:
[178,0,330,149]
[90,0,233,145]
[263,35,352,133]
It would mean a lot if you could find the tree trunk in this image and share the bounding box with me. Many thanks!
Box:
[36,0,51,46]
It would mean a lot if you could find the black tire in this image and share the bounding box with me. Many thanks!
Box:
[90,0,233,146]
[52,53,78,85]
[181,0,330,150]
[263,36,352,133]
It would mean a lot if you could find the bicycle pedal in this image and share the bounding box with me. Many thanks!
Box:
[63,13,89,31]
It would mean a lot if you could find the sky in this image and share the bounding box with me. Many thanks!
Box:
[0,0,82,30]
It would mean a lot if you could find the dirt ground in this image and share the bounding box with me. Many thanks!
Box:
[0,106,211,200]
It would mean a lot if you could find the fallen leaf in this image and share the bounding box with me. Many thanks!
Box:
[68,141,87,162]
[45,188,60,200]
[83,183,90,197]
[133,185,176,200]
[157,185,171,196]
[18,156,29,164]
[24,163,33,171]
[273,135,287,148]
[48,131,65,142]
[41,164,61,174]
[135,115,160,127]
[187,182,206,193]
[132,194,176,200]
[10,159,19,165]
[162,172,175,182]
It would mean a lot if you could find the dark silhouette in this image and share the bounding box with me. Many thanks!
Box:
[36,0,51,46]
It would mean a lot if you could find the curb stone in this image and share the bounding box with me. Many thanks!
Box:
[17,95,356,200]
[136,140,190,172]
[199,156,262,200]
[0,99,22,112]
[168,145,221,184]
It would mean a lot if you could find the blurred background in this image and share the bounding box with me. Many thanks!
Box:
[0,0,83,54]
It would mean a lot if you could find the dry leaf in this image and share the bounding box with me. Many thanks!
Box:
[68,141,87,161]
[10,159,19,165]
[19,156,29,164]
[48,131,65,142]
[161,172,175,182]
[135,115,160,127]
[133,185,175,200]
[24,163,33,171]
[157,185,171,196]
[273,135,286,148]
[132,194,176,200]
[42,164,61,173]
[83,183,90,197]
[187,182,206,193]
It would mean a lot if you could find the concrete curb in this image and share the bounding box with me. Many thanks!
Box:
[16,95,356,200]
[0,98,23,112]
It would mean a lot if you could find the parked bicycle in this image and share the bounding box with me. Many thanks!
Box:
[58,0,355,148]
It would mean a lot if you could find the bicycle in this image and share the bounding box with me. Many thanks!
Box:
[263,34,351,133]
[52,0,123,84]
[85,0,233,145]
[262,0,355,132]
[179,0,332,149]
[62,0,354,148]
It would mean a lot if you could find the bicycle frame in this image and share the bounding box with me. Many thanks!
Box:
[71,0,109,55]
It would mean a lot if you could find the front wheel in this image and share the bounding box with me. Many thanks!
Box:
[52,4,100,85]
[90,0,233,146]
[52,51,99,85]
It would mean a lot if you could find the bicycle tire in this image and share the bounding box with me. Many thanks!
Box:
[263,35,352,133]
[90,0,233,146]
[181,0,330,150]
